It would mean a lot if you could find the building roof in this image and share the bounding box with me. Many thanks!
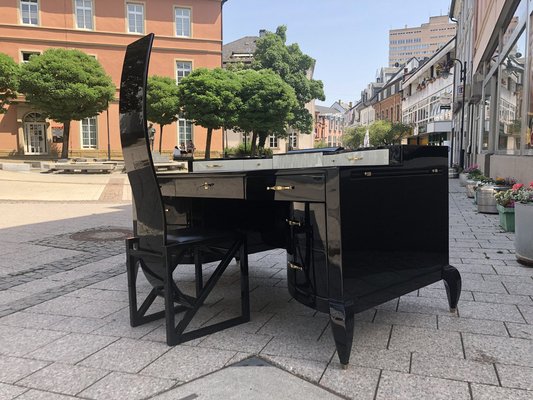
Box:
[315,105,339,115]
[222,36,259,64]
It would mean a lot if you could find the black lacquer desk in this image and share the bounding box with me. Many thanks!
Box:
[157,145,462,367]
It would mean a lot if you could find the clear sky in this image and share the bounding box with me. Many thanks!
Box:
[223,0,453,106]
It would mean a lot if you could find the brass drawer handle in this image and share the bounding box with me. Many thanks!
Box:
[202,182,214,190]
[266,185,294,191]
[287,261,303,271]
[206,164,222,168]
[347,156,363,161]
[286,219,302,227]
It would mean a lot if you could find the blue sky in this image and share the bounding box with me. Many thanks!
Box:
[223,0,453,106]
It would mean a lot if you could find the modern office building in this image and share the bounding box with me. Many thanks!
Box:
[0,0,224,158]
[389,15,456,67]
[450,0,532,183]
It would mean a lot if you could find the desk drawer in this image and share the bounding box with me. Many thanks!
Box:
[249,174,325,202]
[193,159,244,172]
[323,149,389,167]
[175,176,245,199]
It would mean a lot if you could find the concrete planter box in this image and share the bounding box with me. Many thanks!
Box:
[515,202,533,266]
[459,172,469,186]
[465,180,477,198]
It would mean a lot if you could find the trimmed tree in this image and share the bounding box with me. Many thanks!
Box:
[177,68,241,159]
[342,126,366,149]
[236,69,297,155]
[19,48,115,158]
[0,53,20,114]
[146,75,180,153]
[252,25,325,135]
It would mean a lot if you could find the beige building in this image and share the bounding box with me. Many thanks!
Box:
[389,15,456,67]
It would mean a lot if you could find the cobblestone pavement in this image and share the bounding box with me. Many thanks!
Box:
[0,179,532,399]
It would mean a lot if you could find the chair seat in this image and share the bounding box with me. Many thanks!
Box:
[166,227,239,246]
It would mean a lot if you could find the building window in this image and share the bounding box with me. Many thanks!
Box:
[75,0,93,30]
[81,117,97,149]
[176,61,192,83]
[21,51,40,63]
[175,7,191,37]
[178,117,193,147]
[289,132,297,149]
[127,3,144,34]
[21,0,38,25]
[269,135,278,148]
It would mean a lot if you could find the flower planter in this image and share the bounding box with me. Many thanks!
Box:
[496,204,515,232]
[477,185,511,214]
[448,167,459,179]
[465,180,477,198]
[459,173,469,186]
[515,202,533,266]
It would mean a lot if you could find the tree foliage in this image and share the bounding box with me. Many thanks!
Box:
[0,53,20,114]
[235,69,297,155]
[252,25,325,135]
[177,68,241,159]
[342,126,366,149]
[369,120,411,146]
[19,49,115,158]
[146,75,180,153]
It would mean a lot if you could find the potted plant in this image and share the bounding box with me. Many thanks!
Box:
[494,186,517,232]
[466,172,485,199]
[514,182,533,266]
[477,177,516,214]
[449,163,461,179]
[460,164,480,186]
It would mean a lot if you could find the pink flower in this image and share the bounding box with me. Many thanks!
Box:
[529,181,533,188]
[512,183,524,191]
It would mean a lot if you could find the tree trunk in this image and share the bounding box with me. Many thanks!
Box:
[60,121,71,159]
[158,125,164,153]
[205,127,212,160]
[258,132,267,149]
[250,131,258,157]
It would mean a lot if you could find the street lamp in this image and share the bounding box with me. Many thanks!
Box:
[447,57,467,168]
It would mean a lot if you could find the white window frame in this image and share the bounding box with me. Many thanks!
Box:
[178,118,193,147]
[269,135,278,148]
[126,2,144,34]
[176,61,192,84]
[81,117,98,149]
[175,7,191,37]
[75,0,93,30]
[20,0,39,26]
[21,50,41,63]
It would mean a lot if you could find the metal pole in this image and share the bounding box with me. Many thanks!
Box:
[106,101,111,161]
[459,62,466,168]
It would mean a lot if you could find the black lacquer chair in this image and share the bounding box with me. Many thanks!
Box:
[119,34,250,345]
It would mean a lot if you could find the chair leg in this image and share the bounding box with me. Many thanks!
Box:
[164,235,250,345]
[194,248,203,298]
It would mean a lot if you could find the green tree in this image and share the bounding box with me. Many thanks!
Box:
[235,69,297,155]
[368,120,392,146]
[146,75,180,153]
[252,26,325,135]
[0,53,20,114]
[389,122,412,144]
[342,126,366,149]
[177,68,241,159]
[19,48,115,158]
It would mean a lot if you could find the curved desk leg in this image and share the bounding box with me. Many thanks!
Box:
[329,300,354,369]
[442,265,462,313]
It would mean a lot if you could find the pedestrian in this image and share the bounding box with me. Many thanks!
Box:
[186,140,195,154]
[172,145,180,160]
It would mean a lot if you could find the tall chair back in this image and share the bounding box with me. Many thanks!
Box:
[119,34,167,253]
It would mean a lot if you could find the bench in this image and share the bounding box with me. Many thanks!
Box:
[0,163,31,171]
[46,162,117,173]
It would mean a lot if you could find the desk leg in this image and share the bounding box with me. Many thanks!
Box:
[442,265,462,313]
[329,300,354,369]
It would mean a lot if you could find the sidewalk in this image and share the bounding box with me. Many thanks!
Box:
[0,173,531,400]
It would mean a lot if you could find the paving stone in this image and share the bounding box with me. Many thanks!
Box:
[496,364,533,391]
[348,346,410,372]
[0,382,28,399]
[79,337,169,373]
[78,371,175,400]
[388,325,464,359]
[257,314,328,340]
[471,383,532,400]
[398,296,455,316]
[438,315,509,336]
[458,301,525,323]
[13,389,77,399]
[518,305,533,324]
[374,310,437,329]
[492,265,533,277]
[27,296,127,319]
[504,282,533,296]
[411,353,498,384]
[0,312,66,329]
[0,326,66,357]
[319,364,380,400]
[376,371,470,400]
[260,354,328,383]
[0,355,49,384]
[18,362,108,395]
[27,332,118,363]
[461,280,508,294]
[260,335,335,363]
[463,333,533,367]
[473,292,533,306]
[198,329,273,353]
[141,345,236,381]
[0,290,29,305]
[506,322,533,340]
[46,316,109,334]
